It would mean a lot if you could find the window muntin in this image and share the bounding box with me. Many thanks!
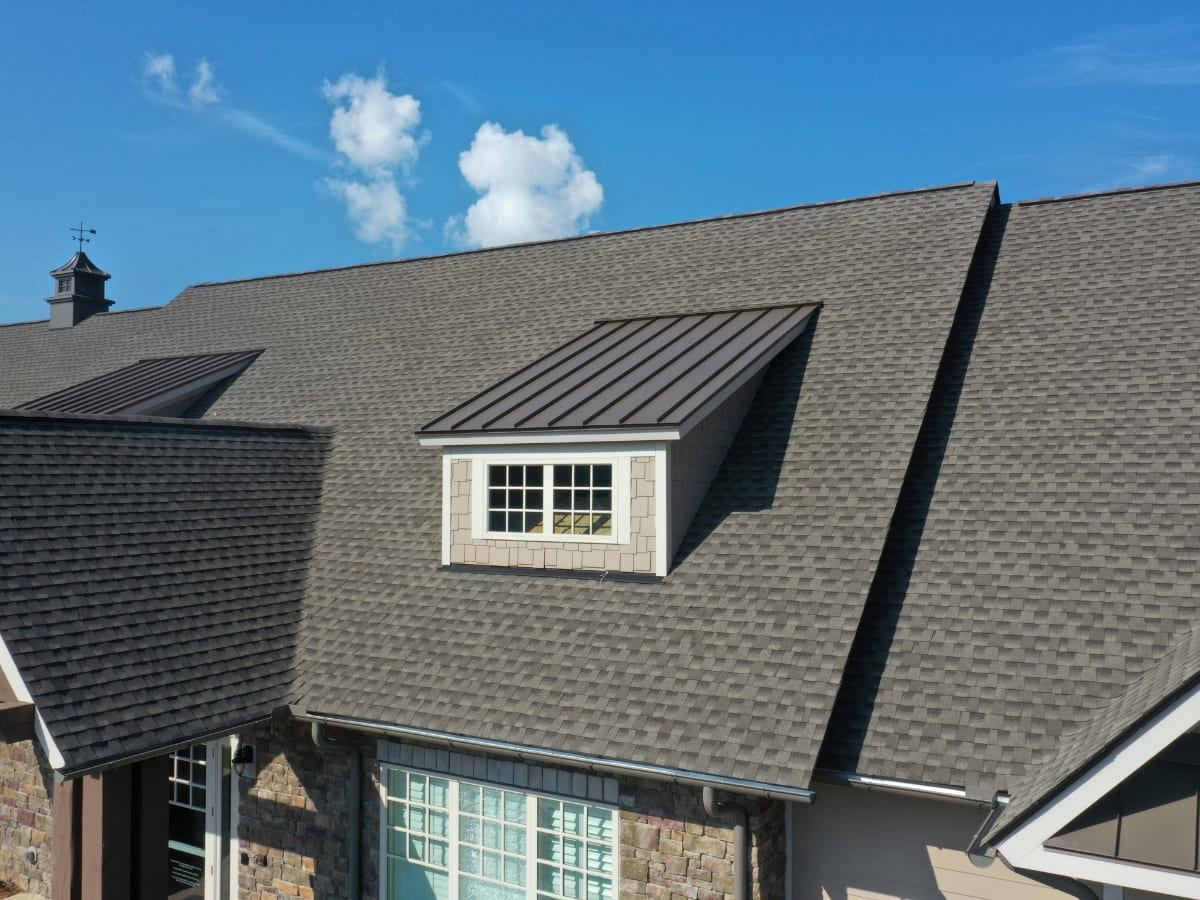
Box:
[169,743,207,811]
[383,766,617,900]
[486,464,613,538]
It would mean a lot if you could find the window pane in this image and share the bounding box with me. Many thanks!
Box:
[388,802,407,828]
[538,864,561,895]
[482,820,501,849]
[507,489,523,508]
[507,512,522,532]
[504,824,526,855]
[193,787,206,809]
[574,465,590,486]
[489,489,505,509]
[527,467,544,486]
[552,513,571,534]
[562,804,584,836]
[504,855,526,886]
[410,806,427,833]
[553,465,571,486]
[537,833,561,863]
[586,808,613,841]
[553,490,571,510]
[460,783,481,814]
[489,511,506,532]
[461,875,525,900]
[593,466,612,488]
[527,489,543,509]
[538,799,560,830]
[489,467,505,487]
[504,793,526,824]
[387,770,407,800]
[525,511,544,533]
[563,869,583,899]
[460,845,481,874]
[388,828,406,856]
[460,815,481,844]
[429,810,449,837]
[591,515,612,537]
[410,775,427,803]
[586,843,612,874]
[587,875,612,900]
[429,779,449,809]
[483,788,502,819]
[593,491,611,512]
[510,467,524,486]
[390,858,449,900]
[428,839,449,868]
[562,837,582,868]
[482,850,501,879]
[410,835,427,862]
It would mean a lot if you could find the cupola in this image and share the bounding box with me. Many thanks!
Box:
[45,247,113,329]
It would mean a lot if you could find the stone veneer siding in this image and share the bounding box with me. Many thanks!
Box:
[237,721,380,900]
[618,779,785,900]
[449,455,657,574]
[0,737,54,897]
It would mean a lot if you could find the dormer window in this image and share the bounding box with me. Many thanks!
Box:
[57,276,72,294]
[418,303,820,578]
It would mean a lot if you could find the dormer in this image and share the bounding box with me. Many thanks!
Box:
[46,250,113,329]
[418,303,819,578]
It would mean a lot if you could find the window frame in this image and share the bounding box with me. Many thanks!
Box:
[470,451,632,545]
[379,763,620,900]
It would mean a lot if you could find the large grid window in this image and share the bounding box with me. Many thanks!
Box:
[383,767,617,900]
[486,464,613,538]
[169,744,207,811]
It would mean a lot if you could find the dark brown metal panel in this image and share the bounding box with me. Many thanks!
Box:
[0,698,35,742]
[1045,787,1120,857]
[476,317,682,431]
[18,349,261,414]
[417,303,817,434]
[1115,760,1199,870]
[533,312,736,429]
[640,305,816,426]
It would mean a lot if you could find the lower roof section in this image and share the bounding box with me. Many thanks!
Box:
[0,409,329,775]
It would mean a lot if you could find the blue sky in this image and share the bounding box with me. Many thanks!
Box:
[2,1,1198,323]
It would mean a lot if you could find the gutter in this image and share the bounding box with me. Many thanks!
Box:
[814,769,986,805]
[312,723,362,900]
[303,712,816,803]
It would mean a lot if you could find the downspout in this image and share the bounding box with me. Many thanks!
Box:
[703,786,747,900]
[312,722,361,900]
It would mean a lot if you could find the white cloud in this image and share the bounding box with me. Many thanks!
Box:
[326,178,410,250]
[322,71,426,251]
[188,59,221,106]
[323,73,424,174]
[1031,24,1200,86]
[450,123,603,248]
[140,51,323,161]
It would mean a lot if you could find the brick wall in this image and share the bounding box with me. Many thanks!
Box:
[449,455,658,574]
[237,721,379,900]
[0,738,54,896]
[618,779,785,900]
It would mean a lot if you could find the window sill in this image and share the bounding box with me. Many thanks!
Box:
[440,564,663,584]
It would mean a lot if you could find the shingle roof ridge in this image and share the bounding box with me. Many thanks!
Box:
[594,300,817,324]
[1016,177,1200,207]
[0,407,332,435]
[0,304,165,330]
[187,181,988,290]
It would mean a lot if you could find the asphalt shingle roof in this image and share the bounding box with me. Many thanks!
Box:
[818,182,1200,802]
[0,410,327,774]
[0,181,996,786]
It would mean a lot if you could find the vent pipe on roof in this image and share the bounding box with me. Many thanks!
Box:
[311,723,362,900]
[702,785,747,900]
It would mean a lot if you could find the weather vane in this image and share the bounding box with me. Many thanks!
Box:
[69,221,97,253]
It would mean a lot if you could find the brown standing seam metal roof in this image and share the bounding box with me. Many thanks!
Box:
[419,303,819,435]
[18,349,262,414]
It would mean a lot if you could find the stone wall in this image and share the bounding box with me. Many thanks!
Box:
[618,778,785,900]
[237,721,379,900]
[449,455,658,574]
[0,738,54,896]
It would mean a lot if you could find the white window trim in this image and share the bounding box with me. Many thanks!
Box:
[468,450,635,545]
[379,762,620,900]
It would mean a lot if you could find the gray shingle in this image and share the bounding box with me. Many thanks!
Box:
[0,410,328,774]
[819,182,1200,801]
[0,182,996,787]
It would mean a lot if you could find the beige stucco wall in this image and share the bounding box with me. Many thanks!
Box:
[449,455,657,574]
[790,784,1080,900]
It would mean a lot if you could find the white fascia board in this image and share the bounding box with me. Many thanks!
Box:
[0,632,32,703]
[0,632,67,770]
[997,679,1200,868]
[654,443,669,577]
[441,452,453,566]
[418,428,681,448]
[1005,845,1200,899]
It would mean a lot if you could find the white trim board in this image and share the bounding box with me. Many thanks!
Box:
[0,632,66,769]
[996,678,1200,897]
